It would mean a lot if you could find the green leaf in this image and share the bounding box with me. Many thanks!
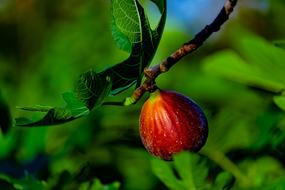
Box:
[111,0,166,53]
[202,50,285,93]
[203,34,285,111]
[62,92,90,117]
[176,152,208,189]
[16,108,72,126]
[75,70,112,110]
[15,0,166,126]
[106,0,166,94]
[273,95,285,111]
[152,152,235,190]
[79,179,120,190]
[212,172,234,190]
[111,0,141,53]
[75,0,167,105]
[15,92,89,126]
[173,152,196,189]
[261,176,285,190]
[151,158,184,190]
[152,152,210,190]
[111,19,132,53]
[239,156,284,188]
[16,105,53,112]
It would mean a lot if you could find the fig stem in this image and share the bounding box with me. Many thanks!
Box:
[123,0,238,105]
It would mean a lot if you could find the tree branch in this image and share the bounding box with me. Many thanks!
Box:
[121,0,238,106]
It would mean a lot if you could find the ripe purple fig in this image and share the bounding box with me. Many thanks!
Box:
[139,89,208,160]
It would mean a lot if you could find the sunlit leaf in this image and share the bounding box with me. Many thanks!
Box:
[203,34,285,93]
[239,35,285,86]
[202,50,285,93]
[203,34,285,113]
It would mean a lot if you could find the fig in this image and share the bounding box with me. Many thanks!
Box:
[139,89,208,160]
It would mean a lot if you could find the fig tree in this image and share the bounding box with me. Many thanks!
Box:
[139,89,208,160]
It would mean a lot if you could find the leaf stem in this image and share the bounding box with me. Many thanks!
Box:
[124,0,238,105]
[201,147,251,187]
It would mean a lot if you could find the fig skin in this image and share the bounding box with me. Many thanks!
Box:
[139,89,208,160]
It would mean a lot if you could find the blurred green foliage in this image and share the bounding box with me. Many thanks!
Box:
[0,0,285,189]
[13,0,166,126]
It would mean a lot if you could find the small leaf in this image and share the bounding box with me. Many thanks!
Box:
[175,152,208,189]
[16,108,72,126]
[173,152,196,189]
[152,152,212,190]
[212,172,235,190]
[92,179,120,190]
[62,92,90,117]
[17,105,53,112]
[273,95,285,111]
[15,93,89,127]
[151,158,184,190]
[75,70,112,110]
[79,179,120,190]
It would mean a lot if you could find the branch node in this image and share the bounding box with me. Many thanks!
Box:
[123,0,238,105]
[144,67,158,79]
[160,61,169,72]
